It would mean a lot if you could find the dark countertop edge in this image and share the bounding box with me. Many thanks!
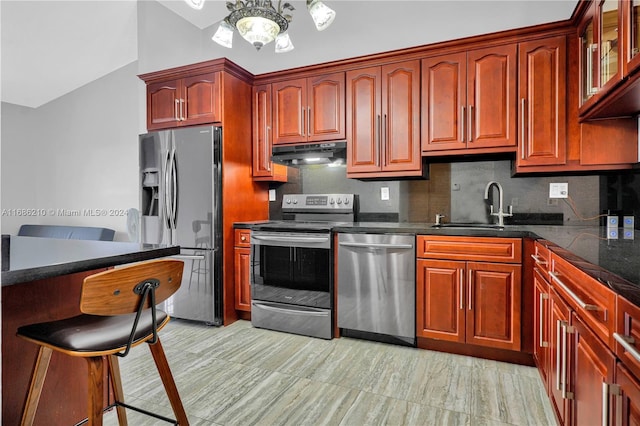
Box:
[1,245,180,286]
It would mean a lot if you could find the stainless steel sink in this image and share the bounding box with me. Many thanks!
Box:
[431,223,504,230]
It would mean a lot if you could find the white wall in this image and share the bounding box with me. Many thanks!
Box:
[1,62,140,240]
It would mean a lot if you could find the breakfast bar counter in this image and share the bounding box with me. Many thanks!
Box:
[1,236,179,425]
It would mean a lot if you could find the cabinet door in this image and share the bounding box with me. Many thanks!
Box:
[616,363,640,426]
[182,72,221,125]
[346,66,382,173]
[308,73,345,142]
[147,79,182,130]
[234,247,252,311]
[252,84,287,182]
[416,259,466,343]
[624,0,640,76]
[467,44,517,149]
[381,60,421,172]
[534,268,551,388]
[572,312,616,426]
[549,287,573,426]
[421,53,467,152]
[466,262,521,351]
[273,78,307,144]
[517,36,567,167]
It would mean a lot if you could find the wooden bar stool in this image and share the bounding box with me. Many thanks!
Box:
[17,259,190,426]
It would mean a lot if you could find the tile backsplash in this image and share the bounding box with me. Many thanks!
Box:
[272,159,635,227]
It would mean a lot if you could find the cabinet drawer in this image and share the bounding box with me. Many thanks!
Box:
[234,229,251,247]
[615,296,640,379]
[549,252,616,348]
[532,240,551,280]
[417,236,521,263]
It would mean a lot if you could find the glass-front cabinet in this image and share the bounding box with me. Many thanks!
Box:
[626,0,640,74]
[600,0,620,86]
[580,0,622,108]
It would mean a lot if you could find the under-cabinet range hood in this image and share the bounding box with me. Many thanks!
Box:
[271,141,346,166]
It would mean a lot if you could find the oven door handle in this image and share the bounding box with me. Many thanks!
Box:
[252,301,329,317]
[252,235,330,244]
[339,242,414,250]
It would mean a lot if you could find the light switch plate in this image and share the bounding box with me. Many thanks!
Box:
[268,189,276,202]
[380,187,390,201]
[549,183,568,199]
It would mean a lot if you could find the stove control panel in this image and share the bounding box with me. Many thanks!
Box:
[282,194,356,212]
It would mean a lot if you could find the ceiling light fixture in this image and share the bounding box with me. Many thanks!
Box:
[211,0,336,53]
[185,0,206,10]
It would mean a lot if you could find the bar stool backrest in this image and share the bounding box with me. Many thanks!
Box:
[80,259,183,316]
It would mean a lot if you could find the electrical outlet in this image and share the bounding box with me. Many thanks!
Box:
[380,187,390,201]
[549,183,568,199]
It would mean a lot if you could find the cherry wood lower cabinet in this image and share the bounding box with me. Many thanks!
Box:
[416,258,521,351]
[234,229,252,313]
[416,236,523,356]
[616,363,640,426]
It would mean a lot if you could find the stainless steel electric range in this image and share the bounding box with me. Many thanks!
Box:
[250,193,357,339]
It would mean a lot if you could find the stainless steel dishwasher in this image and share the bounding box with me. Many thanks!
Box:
[337,233,416,345]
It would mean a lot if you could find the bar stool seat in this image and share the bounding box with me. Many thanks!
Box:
[16,259,189,426]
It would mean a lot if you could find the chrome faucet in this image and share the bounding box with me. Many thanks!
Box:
[484,181,513,227]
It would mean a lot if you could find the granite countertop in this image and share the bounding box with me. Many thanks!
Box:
[1,236,180,286]
[236,220,640,305]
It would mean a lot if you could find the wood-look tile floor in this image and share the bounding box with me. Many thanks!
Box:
[104,319,556,426]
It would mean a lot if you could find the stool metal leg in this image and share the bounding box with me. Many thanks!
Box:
[107,355,128,426]
[20,346,53,426]
[148,339,189,425]
[86,356,104,426]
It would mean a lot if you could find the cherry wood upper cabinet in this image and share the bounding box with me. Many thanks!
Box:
[422,44,517,154]
[468,44,518,150]
[146,71,221,131]
[252,84,287,182]
[347,60,423,178]
[624,0,640,76]
[516,36,567,168]
[272,72,345,145]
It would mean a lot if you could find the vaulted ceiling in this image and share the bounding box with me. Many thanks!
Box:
[1,0,579,108]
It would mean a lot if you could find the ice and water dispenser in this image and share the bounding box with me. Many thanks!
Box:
[140,135,163,244]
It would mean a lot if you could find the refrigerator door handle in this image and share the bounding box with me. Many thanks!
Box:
[169,147,178,229]
[163,149,172,231]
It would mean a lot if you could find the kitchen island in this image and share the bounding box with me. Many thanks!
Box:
[1,236,179,426]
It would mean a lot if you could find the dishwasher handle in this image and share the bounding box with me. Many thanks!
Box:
[339,242,414,250]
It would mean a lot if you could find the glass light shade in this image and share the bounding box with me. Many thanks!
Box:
[185,0,205,10]
[308,0,336,31]
[275,32,294,53]
[236,16,280,50]
[212,21,234,48]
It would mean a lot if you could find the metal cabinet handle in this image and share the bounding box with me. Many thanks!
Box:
[561,322,574,399]
[531,254,548,266]
[556,319,563,392]
[181,99,186,121]
[459,269,464,310]
[461,106,466,143]
[521,98,526,160]
[377,114,382,166]
[614,332,640,363]
[540,293,549,348]
[468,269,473,310]
[602,382,609,426]
[301,107,306,137]
[174,99,180,121]
[468,105,474,142]
[266,125,271,171]
[550,271,600,311]
[308,107,312,137]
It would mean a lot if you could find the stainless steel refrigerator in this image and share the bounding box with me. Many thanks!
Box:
[139,125,222,325]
